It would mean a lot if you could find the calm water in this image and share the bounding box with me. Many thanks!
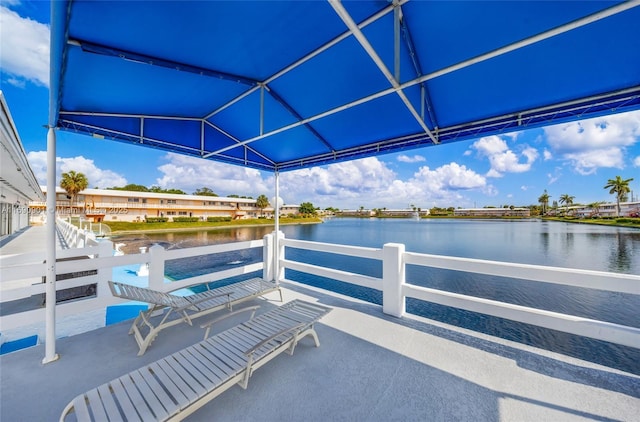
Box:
[113,218,640,373]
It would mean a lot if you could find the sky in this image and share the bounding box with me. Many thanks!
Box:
[1,1,639,211]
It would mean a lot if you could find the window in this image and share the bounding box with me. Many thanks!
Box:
[128,198,140,203]
[167,199,177,204]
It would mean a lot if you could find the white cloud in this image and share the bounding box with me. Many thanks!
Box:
[6,77,26,88]
[0,6,50,87]
[397,154,426,163]
[543,149,552,160]
[471,135,538,177]
[503,131,521,141]
[547,167,562,185]
[563,148,625,175]
[544,110,640,173]
[280,157,397,206]
[27,151,128,188]
[156,153,269,196]
[633,156,640,167]
[411,162,486,191]
[278,158,487,209]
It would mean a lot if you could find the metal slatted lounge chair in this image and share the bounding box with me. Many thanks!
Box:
[60,299,332,422]
[108,277,282,355]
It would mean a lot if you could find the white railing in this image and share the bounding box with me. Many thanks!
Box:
[280,237,640,349]
[56,218,102,248]
[0,236,267,333]
[2,230,639,351]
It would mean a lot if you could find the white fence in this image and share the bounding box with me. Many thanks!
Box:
[1,227,639,350]
[280,237,640,349]
[0,221,267,333]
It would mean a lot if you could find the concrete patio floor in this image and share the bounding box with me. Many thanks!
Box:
[1,281,639,421]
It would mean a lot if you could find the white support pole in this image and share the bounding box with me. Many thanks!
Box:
[43,127,59,364]
[382,243,406,318]
[274,170,280,283]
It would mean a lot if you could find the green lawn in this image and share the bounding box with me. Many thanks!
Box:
[542,216,640,229]
[104,216,323,233]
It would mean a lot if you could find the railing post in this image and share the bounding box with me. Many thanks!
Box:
[263,233,274,281]
[148,244,165,291]
[275,231,285,283]
[382,243,405,318]
[97,240,113,303]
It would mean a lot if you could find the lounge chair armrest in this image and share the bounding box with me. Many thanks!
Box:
[200,305,261,339]
[174,291,233,313]
[244,322,307,356]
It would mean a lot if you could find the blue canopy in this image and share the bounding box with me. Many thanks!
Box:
[50,0,640,172]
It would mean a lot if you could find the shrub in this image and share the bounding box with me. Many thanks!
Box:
[145,217,169,223]
[206,216,232,222]
[172,217,200,222]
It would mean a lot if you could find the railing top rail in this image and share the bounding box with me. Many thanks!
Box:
[404,251,640,295]
[282,238,382,260]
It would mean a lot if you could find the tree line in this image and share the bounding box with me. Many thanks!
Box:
[538,175,634,217]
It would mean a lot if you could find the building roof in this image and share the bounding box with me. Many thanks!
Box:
[0,91,44,202]
[41,186,257,204]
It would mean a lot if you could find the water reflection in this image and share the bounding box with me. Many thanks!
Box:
[608,231,632,273]
[112,226,275,254]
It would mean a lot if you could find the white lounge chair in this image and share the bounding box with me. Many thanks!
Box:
[60,299,332,422]
[108,277,282,355]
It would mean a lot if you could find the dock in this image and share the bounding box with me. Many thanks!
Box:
[1,281,638,421]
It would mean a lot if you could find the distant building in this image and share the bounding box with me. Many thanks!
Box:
[30,187,299,223]
[573,201,640,218]
[336,209,430,218]
[0,91,45,238]
[453,207,531,217]
[337,209,376,217]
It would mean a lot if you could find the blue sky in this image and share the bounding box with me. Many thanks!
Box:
[2,1,639,210]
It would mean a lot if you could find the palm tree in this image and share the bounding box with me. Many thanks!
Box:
[255,194,270,217]
[60,171,89,207]
[538,190,550,215]
[559,194,574,215]
[587,201,603,218]
[604,175,634,217]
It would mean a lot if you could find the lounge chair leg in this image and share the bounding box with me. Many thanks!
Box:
[301,328,320,347]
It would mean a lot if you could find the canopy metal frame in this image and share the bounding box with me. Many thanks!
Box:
[55,1,640,172]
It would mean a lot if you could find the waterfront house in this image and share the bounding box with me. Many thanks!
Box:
[29,187,300,224]
[573,201,640,218]
[453,207,531,218]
